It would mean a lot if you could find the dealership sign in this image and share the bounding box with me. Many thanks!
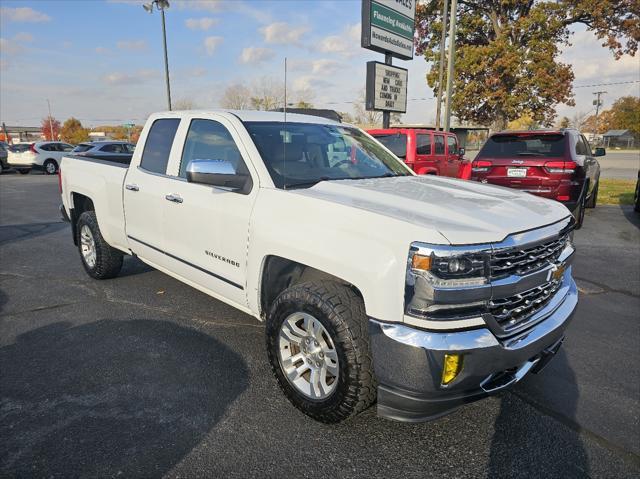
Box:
[361,0,416,60]
[365,61,408,113]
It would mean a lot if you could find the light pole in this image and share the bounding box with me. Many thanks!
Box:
[443,0,458,132]
[46,99,54,140]
[143,0,172,111]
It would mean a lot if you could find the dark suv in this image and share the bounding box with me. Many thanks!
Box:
[470,129,603,227]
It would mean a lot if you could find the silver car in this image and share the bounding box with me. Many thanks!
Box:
[71,141,135,164]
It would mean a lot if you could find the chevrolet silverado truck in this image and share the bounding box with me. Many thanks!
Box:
[60,110,578,423]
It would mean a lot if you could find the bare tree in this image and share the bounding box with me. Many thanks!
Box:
[570,110,589,130]
[220,83,252,110]
[250,76,285,111]
[291,88,315,108]
[173,98,198,110]
[353,89,381,128]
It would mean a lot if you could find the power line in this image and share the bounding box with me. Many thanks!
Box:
[574,80,639,88]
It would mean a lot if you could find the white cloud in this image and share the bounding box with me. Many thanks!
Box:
[117,40,147,51]
[203,36,223,55]
[311,59,342,75]
[95,47,111,55]
[189,67,207,77]
[13,32,34,43]
[174,0,225,12]
[239,47,275,64]
[104,69,158,85]
[317,23,361,57]
[0,37,25,55]
[185,17,219,31]
[293,75,333,92]
[260,22,309,45]
[0,7,51,23]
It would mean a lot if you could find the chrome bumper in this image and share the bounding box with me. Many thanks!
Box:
[370,275,578,422]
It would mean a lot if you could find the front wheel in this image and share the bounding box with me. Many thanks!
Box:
[76,211,123,279]
[43,159,58,175]
[266,280,376,423]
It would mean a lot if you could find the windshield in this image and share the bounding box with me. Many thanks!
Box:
[244,122,411,189]
[480,134,566,158]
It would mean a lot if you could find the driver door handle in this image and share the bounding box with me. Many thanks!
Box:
[165,194,183,204]
[125,184,139,191]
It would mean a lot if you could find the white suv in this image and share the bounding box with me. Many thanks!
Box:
[7,141,75,175]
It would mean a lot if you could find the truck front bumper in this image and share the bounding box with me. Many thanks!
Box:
[370,277,578,422]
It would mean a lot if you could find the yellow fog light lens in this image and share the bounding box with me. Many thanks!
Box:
[412,254,432,271]
[441,354,463,385]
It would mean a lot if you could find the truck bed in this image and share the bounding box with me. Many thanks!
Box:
[60,155,130,252]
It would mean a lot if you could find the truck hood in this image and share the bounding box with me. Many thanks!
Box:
[292,175,571,245]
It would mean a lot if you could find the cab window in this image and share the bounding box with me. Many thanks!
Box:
[140,118,180,174]
[447,136,458,155]
[434,135,445,154]
[416,134,431,155]
[179,119,249,179]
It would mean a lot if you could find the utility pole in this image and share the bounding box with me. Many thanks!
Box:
[382,53,392,129]
[160,7,172,111]
[443,0,458,132]
[46,99,54,140]
[592,91,606,140]
[435,0,449,131]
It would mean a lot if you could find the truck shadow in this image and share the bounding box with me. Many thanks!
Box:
[0,221,68,246]
[487,350,588,477]
[0,319,248,477]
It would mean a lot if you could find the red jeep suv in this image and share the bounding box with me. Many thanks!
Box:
[471,129,603,227]
[367,128,470,179]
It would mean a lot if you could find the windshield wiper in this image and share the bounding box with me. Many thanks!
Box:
[285,177,331,189]
[339,173,397,181]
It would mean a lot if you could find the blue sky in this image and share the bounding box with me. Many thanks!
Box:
[1,0,639,127]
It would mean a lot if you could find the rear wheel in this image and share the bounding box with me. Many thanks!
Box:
[586,180,598,208]
[43,159,58,175]
[76,211,123,279]
[266,280,376,423]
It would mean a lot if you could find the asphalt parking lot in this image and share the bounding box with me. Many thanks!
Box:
[1,173,639,478]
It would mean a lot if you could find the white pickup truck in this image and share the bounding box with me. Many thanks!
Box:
[60,110,578,423]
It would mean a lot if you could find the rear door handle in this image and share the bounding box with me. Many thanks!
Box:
[125,184,139,191]
[165,194,183,204]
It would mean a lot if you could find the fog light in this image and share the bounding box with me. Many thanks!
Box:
[442,354,463,385]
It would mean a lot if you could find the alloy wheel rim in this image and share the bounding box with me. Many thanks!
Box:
[46,162,56,174]
[277,312,339,400]
[80,225,97,268]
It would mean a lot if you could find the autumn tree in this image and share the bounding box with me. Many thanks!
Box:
[41,116,61,140]
[609,96,640,135]
[557,116,571,128]
[415,1,639,128]
[582,109,615,133]
[60,118,89,144]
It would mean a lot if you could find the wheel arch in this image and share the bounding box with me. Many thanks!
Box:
[70,192,95,245]
[259,255,365,320]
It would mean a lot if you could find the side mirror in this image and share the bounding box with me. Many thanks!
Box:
[186,159,252,193]
[458,147,465,157]
[593,147,606,157]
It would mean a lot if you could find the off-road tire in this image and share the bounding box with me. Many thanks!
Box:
[586,180,598,208]
[76,211,123,279]
[266,280,376,423]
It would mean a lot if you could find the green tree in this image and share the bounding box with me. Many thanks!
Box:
[415,1,638,128]
[60,118,89,144]
[609,96,640,135]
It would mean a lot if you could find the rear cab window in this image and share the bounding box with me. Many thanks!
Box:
[373,133,407,159]
[140,118,180,174]
[480,134,566,158]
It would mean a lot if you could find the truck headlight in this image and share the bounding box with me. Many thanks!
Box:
[405,243,491,321]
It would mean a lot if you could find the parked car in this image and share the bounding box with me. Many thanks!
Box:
[0,142,8,173]
[60,110,578,423]
[7,141,75,174]
[72,141,135,164]
[367,128,469,178]
[470,129,603,228]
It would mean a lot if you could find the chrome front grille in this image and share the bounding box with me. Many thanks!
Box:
[491,234,568,279]
[489,279,562,331]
